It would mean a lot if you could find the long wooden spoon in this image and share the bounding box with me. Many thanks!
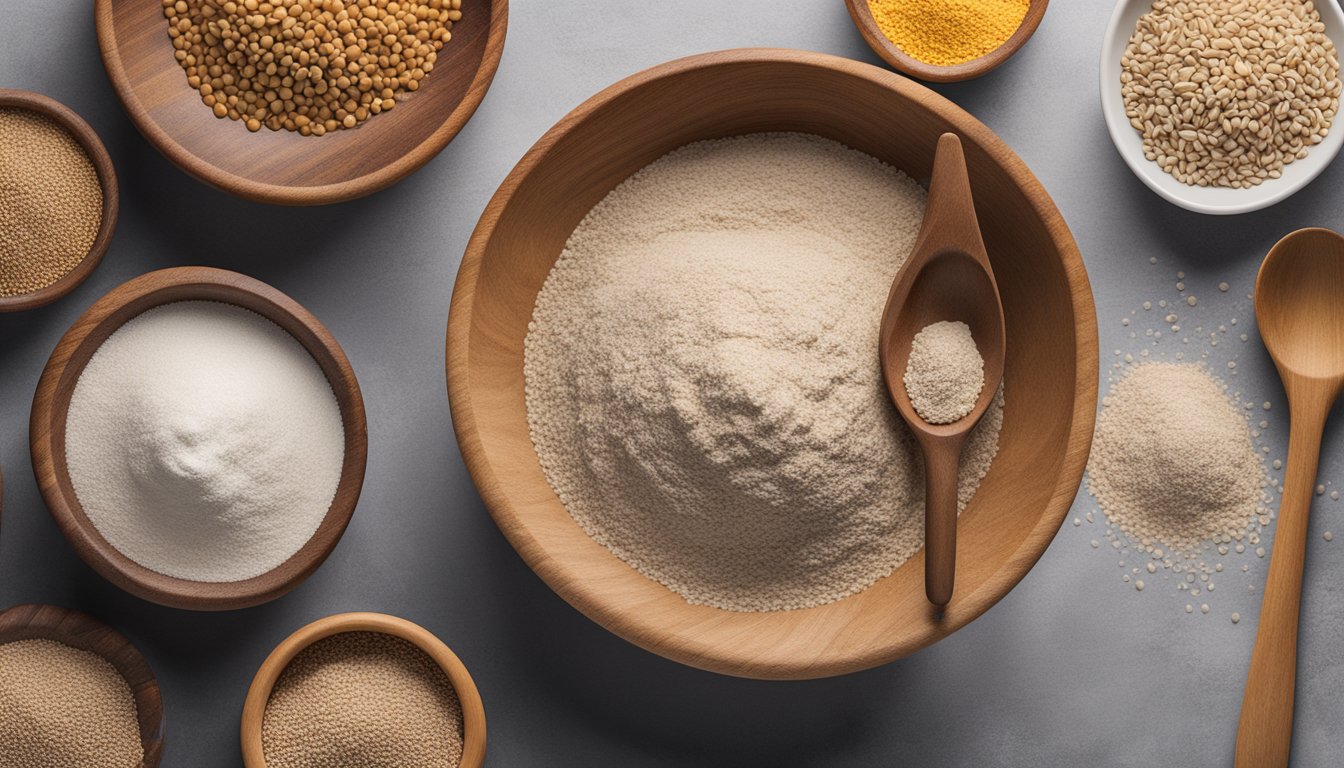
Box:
[1235,227,1344,767]
[879,133,1006,608]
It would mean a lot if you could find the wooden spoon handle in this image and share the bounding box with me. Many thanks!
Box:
[912,133,988,267]
[1235,394,1330,768]
[924,441,961,607]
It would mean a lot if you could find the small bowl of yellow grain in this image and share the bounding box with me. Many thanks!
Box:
[0,90,118,312]
[844,0,1049,82]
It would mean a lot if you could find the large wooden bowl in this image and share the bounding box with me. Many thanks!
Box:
[240,612,486,768]
[0,604,164,766]
[843,0,1049,83]
[0,89,119,312]
[447,49,1096,679]
[30,267,368,610]
[94,0,508,205]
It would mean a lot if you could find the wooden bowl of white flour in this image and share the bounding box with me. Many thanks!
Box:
[447,49,1097,678]
[31,267,368,610]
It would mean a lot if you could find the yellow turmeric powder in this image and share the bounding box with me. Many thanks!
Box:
[866,0,1030,67]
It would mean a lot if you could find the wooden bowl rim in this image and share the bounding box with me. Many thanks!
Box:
[0,89,120,312]
[92,0,509,206]
[29,266,368,610]
[842,0,1049,83]
[240,612,486,768]
[0,603,164,767]
[446,48,1098,678]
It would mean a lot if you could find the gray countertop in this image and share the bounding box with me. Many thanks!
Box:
[4,1,1344,765]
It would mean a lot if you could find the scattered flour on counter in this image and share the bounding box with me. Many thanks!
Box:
[1089,362,1268,553]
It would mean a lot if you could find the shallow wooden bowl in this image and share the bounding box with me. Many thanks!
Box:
[843,0,1048,83]
[30,267,368,610]
[241,612,486,768]
[0,604,164,766]
[0,89,119,312]
[94,0,508,205]
[447,49,1097,679]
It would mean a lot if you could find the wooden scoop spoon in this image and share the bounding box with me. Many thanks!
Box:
[1235,227,1344,768]
[879,133,1006,608]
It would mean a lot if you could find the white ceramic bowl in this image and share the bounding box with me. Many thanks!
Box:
[1100,0,1344,215]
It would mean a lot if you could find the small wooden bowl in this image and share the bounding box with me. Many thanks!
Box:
[447,49,1097,679]
[844,0,1048,83]
[30,267,368,610]
[0,604,164,766]
[94,0,508,205]
[241,612,486,768]
[0,89,119,312]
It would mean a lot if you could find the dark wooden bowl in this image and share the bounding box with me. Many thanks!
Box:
[0,604,164,767]
[30,267,368,610]
[843,0,1049,83]
[0,89,119,312]
[240,612,486,768]
[447,49,1097,679]
[94,0,508,205]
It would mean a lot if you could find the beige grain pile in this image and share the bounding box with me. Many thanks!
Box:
[525,133,1004,612]
[904,320,985,424]
[1121,0,1341,188]
[1088,363,1268,552]
[163,0,461,134]
[0,639,142,768]
[262,632,464,768]
[0,108,103,297]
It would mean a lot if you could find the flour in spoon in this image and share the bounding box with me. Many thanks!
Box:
[525,133,1005,612]
[905,320,985,424]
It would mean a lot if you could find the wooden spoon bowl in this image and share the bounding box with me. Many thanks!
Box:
[0,89,119,312]
[94,0,508,205]
[241,612,486,768]
[0,604,164,767]
[843,0,1049,83]
[447,49,1097,679]
[29,267,368,610]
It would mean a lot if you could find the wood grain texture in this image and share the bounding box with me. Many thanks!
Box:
[29,267,368,611]
[0,89,119,312]
[445,49,1098,679]
[94,0,508,205]
[878,133,1007,608]
[843,0,1049,83]
[1235,228,1344,767]
[0,603,164,767]
[240,612,486,768]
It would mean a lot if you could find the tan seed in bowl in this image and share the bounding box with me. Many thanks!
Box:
[262,631,464,768]
[0,108,103,297]
[1120,0,1342,189]
[163,0,462,135]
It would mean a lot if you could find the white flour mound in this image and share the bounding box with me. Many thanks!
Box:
[524,133,1005,612]
[66,301,346,583]
[1089,362,1268,552]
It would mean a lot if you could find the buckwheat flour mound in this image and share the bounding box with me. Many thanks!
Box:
[0,639,143,768]
[525,133,1005,612]
[1089,363,1268,552]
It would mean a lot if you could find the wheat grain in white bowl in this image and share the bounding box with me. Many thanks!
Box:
[1101,0,1344,214]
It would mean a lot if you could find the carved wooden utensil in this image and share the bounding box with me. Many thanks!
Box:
[1235,227,1344,767]
[879,133,1006,608]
